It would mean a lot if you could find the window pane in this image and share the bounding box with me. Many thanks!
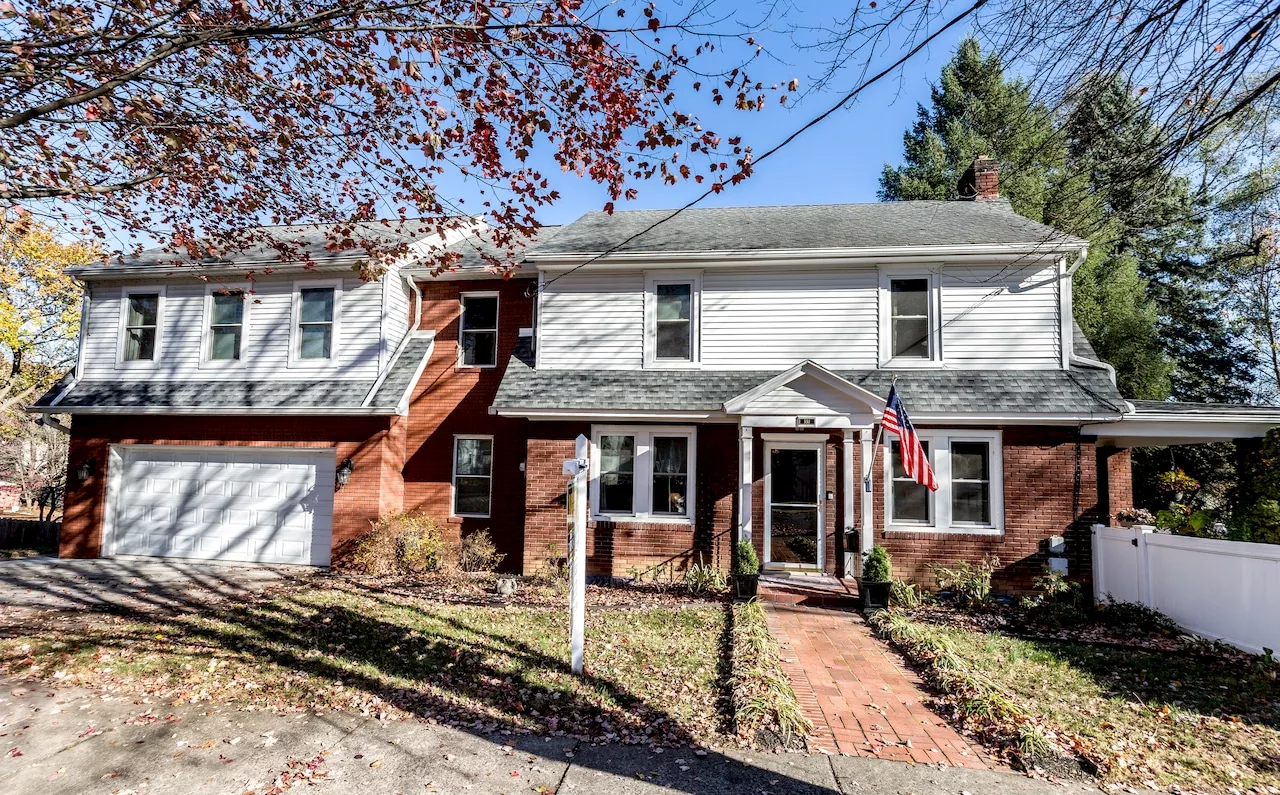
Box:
[951,442,990,481]
[211,292,244,326]
[653,475,688,514]
[462,296,498,330]
[656,321,692,359]
[209,327,241,360]
[299,288,334,323]
[598,435,635,513]
[656,283,691,321]
[653,437,687,474]
[124,327,155,361]
[454,476,491,515]
[651,436,689,515]
[299,324,332,359]
[127,294,159,327]
[770,448,817,504]
[462,330,497,366]
[890,279,928,316]
[892,317,929,358]
[893,481,930,522]
[953,482,990,524]
[769,506,819,565]
[455,438,492,476]
[890,440,929,479]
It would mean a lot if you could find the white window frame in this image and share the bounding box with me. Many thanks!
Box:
[451,434,494,519]
[115,285,166,368]
[878,270,942,367]
[883,429,1003,535]
[288,279,342,368]
[199,283,251,369]
[643,271,702,368]
[589,425,697,523]
[458,291,500,369]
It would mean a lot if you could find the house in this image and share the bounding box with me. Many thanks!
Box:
[0,482,21,513]
[31,164,1280,589]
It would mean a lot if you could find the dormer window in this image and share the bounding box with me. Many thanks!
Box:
[644,271,701,367]
[880,272,940,365]
[459,292,498,368]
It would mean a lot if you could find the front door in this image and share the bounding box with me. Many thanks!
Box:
[764,443,823,570]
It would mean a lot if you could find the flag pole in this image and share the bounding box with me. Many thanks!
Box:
[863,375,897,490]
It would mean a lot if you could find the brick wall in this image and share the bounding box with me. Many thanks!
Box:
[522,422,735,579]
[869,426,1113,593]
[61,414,399,561]
[401,277,534,571]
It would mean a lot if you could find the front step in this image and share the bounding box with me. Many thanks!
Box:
[757,573,860,608]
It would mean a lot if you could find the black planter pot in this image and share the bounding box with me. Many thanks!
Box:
[862,580,892,612]
[734,573,760,599]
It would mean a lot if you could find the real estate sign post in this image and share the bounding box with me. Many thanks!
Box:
[563,434,589,675]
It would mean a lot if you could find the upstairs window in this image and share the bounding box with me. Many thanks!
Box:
[644,272,701,367]
[890,278,930,358]
[123,292,160,361]
[460,293,498,367]
[208,290,245,361]
[297,287,335,360]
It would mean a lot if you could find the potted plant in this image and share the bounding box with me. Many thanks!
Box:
[1114,507,1155,528]
[861,545,893,612]
[732,540,760,599]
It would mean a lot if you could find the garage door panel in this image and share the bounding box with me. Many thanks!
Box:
[109,446,334,566]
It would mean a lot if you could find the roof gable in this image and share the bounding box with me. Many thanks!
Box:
[723,361,883,416]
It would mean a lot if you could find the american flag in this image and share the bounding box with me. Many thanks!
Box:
[882,385,937,491]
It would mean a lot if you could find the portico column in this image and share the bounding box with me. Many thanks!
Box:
[738,423,753,543]
[859,426,874,557]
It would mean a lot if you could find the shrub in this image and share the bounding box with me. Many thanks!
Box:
[733,540,760,576]
[931,555,999,607]
[1115,507,1155,525]
[1096,599,1180,634]
[455,529,505,573]
[862,545,892,582]
[889,578,921,608]
[537,542,568,581]
[351,511,447,575]
[685,555,727,595]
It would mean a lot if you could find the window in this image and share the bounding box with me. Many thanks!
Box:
[208,289,246,361]
[644,272,700,367]
[591,426,696,521]
[453,436,493,517]
[460,293,498,367]
[883,431,1002,534]
[118,288,163,364]
[297,287,335,360]
[890,278,929,358]
[890,439,932,524]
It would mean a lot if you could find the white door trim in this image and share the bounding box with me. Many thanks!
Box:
[762,438,825,571]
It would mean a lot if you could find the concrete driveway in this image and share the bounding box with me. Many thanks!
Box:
[0,556,314,616]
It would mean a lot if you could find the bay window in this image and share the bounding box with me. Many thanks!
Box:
[591,426,696,521]
[884,430,1002,534]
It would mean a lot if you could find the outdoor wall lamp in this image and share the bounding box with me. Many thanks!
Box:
[336,458,354,488]
[76,458,95,483]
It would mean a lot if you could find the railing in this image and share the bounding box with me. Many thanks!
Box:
[0,518,60,550]
[1093,523,1280,655]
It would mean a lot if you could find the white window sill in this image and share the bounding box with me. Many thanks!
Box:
[644,361,701,370]
[453,513,491,520]
[115,359,159,370]
[457,364,498,370]
[592,514,694,526]
[881,357,944,369]
[885,525,1003,536]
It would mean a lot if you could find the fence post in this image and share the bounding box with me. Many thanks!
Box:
[1135,526,1153,608]
[1091,523,1105,603]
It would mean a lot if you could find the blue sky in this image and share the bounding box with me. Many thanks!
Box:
[487,13,973,228]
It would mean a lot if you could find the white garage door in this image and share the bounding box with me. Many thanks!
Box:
[107,446,335,566]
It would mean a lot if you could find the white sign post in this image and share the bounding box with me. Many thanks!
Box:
[562,434,589,675]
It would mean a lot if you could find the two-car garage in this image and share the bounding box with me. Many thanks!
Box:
[103,446,336,566]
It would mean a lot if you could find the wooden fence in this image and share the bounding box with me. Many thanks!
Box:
[0,518,60,549]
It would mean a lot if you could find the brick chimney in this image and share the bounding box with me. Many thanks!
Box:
[958,156,1000,201]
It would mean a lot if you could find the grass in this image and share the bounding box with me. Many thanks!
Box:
[730,599,812,748]
[0,578,730,746]
[872,610,1280,791]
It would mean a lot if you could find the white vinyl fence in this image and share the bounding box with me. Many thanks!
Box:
[1092,524,1280,655]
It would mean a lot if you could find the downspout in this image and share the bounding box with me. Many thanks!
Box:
[404,272,423,333]
[1062,243,1121,390]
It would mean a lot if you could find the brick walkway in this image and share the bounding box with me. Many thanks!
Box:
[765,602,996,769]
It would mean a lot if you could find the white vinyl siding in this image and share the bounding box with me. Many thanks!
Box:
[80,274,387,381]
[940,265,1061,368]
[538,261,1063,371]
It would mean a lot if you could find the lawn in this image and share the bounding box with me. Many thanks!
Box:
[876,609,1280,792]
[0,578,731,746]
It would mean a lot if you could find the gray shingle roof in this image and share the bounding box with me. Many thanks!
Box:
[439,226,562,275]
[33,378,379,412]
[1071,319,1099,361]
[493,351,1127,417]
[1128,399,1280,416]
[531,202,1085,256]
[370,334,435,406]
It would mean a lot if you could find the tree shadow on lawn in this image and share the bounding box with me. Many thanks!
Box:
[0,576,838,794]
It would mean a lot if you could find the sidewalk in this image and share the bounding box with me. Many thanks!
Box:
[0,678,1096,794]
[765,601,997,768]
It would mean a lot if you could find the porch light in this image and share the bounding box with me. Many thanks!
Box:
[336,458,354,488]
[75,458,95,483]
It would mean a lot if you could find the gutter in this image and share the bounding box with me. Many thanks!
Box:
[526,241,1086,266]
[27,405,399,416]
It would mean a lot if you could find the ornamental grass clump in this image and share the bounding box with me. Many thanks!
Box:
[731,599,812,748]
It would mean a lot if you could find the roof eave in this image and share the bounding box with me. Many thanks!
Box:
[27,404,397,416]
[527,241,1085,267]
